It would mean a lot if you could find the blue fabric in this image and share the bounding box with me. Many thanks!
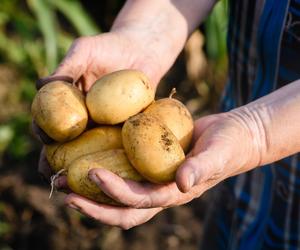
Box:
[201,0,300,249]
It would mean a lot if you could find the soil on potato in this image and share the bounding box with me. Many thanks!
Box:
[0,54,222,250]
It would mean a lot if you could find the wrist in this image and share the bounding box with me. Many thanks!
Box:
[111,13,186,79]
[110,0,216,82]
[225,107,267,174]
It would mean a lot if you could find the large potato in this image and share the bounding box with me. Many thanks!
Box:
[67,149,143,205]
[31,81,88,142]
[86,70,155,124]
[46,126,122,172]
[122,113,185,183]
[144,97,194,152]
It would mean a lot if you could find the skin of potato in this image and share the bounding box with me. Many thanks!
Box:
[144,98,194,152]
[86,70,155,125]
[67,149,143,205]
[122,113,185,183]
[31,81,88,142]
[46,126,123,173]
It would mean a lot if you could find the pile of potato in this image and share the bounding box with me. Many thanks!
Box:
[31,70,194,205]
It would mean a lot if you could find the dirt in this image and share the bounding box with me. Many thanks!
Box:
[0,168,210,250]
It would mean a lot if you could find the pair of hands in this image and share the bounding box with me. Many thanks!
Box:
[36,31,262,229]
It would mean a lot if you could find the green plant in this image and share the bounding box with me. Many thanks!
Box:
[204,0,228,108]
[0,0,101,161]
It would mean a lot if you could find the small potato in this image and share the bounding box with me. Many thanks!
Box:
[31,81,88,142]
[86,70,155,124]
[144,97,194,152]
[67,149,143,205]
[46,126,122,172]
[122,113,185,183]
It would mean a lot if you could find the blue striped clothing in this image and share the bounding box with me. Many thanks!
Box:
[200,0,300,249]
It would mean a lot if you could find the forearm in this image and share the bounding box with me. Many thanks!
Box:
[111,0,216,80]
[230,81,300,169]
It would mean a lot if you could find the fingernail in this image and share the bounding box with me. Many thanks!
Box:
[68,203,79,211]
[36,75,74,90]
[39,133,55,145]
[54,178,62,189]
[32,121,55,144]
[189,173,196,189]
[88,172,104,186]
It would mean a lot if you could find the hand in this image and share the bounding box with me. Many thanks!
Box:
[36,31,165,92]
[35,27,171,180]
[63,111,263,229]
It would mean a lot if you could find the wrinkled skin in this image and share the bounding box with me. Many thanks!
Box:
[61,111,264,229]
[35,30,165,179]
[61,80,300,229]
[35,0,300,230]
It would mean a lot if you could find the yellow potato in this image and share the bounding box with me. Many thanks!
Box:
[122,113,185,183]
[86,70,155,124]
[31,81,88,142]
[46,126,122,172]
[67,149,143,205]
[144,97,194,152]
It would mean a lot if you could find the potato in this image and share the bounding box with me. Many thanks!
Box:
[67,149,143,205]
[86,70,155,124]
[46,126,122,172]
[31,81,88,142]
[122,113,185,183]
[144,96,194,152]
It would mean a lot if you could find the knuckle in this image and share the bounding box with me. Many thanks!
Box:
[120,217,137,230]
[119,223,131,230]
[132,196,153,209]
[73,36,91,46]
[73,37,85,45]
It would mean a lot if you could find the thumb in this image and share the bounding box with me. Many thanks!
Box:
[36,38,88,90]
[176,148,226,193]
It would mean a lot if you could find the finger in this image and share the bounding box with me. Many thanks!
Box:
[88,168,193,208]
[65,193,162,230]
[54,176,69,190]
[38,147,53,182]
[52,38,89,84]
[31,121,55,145]
[36,75,73,90]
[176,148,226,193]
[192,114,223,143]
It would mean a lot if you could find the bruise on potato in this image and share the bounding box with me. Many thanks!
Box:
[122,113,185,183]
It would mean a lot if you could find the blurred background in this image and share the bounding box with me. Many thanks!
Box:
[0,0,228,249]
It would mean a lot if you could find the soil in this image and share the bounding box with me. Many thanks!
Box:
[0,163,211,250]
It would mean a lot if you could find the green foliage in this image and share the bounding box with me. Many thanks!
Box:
[0,0,100,161]
[205,0,228,61]
[0,126,14,155]
[204,0,228,99]
[6,115,33,159]
[0,202,11,237]
[0,0,229,162]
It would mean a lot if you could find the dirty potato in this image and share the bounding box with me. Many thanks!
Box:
[144,97,194,152]
[46,126,122,173]
[122,113,185,183]
[67,149,143,205]
[31,81,88,142]
[86,70,155,124]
